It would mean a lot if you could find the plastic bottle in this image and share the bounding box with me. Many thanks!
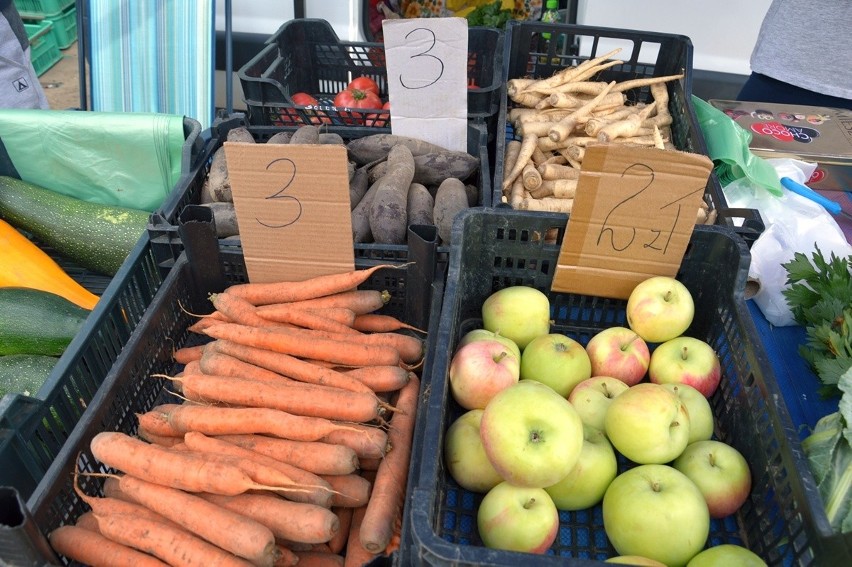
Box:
[539,0,562,64]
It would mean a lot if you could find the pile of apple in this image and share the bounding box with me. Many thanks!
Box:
[443,277,767,567]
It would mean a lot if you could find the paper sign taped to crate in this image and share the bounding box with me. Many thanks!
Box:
[551,144,712,299]
[224,142,354,283]
[382,17,468,152]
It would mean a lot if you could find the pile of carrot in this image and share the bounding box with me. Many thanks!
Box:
[500,47,716,224]
[48,264,425,567]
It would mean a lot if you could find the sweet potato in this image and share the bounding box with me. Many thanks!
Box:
[433,177,469,245]
[202,147,232,203]
[351,180,380,243]
[319,133,345,145]
[290,125,320,145]
[227,127,256,144]
[198,202,239,237]
[465,184,479,207]
[406,183,433,227]
[368,145,415,245]
[411,151,479,186]
[266,132,293,144]
[349,166,370,210]
[346,134,451,165]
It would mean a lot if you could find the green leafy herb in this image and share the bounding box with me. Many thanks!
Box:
[466,1,513,29]
[801,367,852,533]
[782,246,852,398]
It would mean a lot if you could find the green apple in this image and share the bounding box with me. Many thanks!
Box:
[662,383,714,443]
[477,481,559,554]
[585,326,651,386]
[567,376,630,432]
[604,382,691,464]
[626,276,695,343]
[672,440,752,519]
[482,286,550,350]
[606,556,667,566]
[544,424,617,510]
[520,333,591,397]
[457,328,522,361]
[603,464,710,567]
[649,336,721,398]
[449,339,520,410]
[686,544,767,566]
[443,409,503,493]
[480,380,584,488]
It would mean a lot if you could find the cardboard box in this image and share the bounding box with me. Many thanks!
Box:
[709,99,852,191]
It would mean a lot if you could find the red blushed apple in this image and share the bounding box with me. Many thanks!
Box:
[649,336,722,398]
[673,440,752,519]
[567,376,630,432]
[477,481,559,553]
[585,326,650,386]
[449,339,520,410]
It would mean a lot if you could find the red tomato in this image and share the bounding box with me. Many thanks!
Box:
[366,101,392,128]
[289,92,330,125]
[333,88,383,125]
[347,76,380,96]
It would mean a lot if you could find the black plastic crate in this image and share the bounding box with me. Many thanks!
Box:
[400,208,845,566]
[237,18,503,127]
[493,20,764,248]
[1,221,443,565]
[148,113,491,272]
[0,117,205,500]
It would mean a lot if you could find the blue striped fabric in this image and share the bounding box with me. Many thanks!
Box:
[88,0,215,128]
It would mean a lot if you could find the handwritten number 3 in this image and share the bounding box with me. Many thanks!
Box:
[257,158,302,229]
[400,28,444,89]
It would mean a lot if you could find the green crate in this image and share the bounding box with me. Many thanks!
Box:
[44,5,76,49]
[24,21,61,77]
[13,0,74,20]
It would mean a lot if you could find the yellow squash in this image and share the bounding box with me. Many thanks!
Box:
[0,218,99,310]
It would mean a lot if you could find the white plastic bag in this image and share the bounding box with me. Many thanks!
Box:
[723,159,852,326]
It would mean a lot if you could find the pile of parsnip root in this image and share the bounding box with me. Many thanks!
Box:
[500,47,716,225]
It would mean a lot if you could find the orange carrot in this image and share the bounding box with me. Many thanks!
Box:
[73,476,185,532]
[328,506,353,554]
[307,307,358,326]
[199,347,295,384]
[113,474,278,566]
[256,289,389,315]
[203,323,401,367]
[218,434,359,475]
[351,313,425,334]
[93,513,254,567]
[359,375,420,553]
[293,551,345,566]
[342,366,411,393]
[73,511,100,531]
[182,431,334,508]
[343,505,377,567]
[224,264,402,306]
[254,304,360,334]
[274,545,300,567]
[358,458,382,472]
[319,473,372,508]
[208,339,375,394]
[173,343,206,364]
[199,492,340,545]
[49,524,169,567]
[264,326,423,365]
[174,373,386,423]
[321,424,389,461]
[183,359,202,377]
[90,431,288,496]
[136,404,182,438]
[137,430,183,447]
[187,311,230,334]
[209,291,279,328]
[162,403,363,442]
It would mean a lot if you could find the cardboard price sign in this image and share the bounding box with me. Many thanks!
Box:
[224,142,354,283]
[382,17,467,152]
[552,144,712,299]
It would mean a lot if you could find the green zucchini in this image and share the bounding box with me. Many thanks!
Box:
[0,354,59,398]
[0,176,149,276]
[0,288,89,356]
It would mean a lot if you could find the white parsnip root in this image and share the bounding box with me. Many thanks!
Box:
[503,52,708,222]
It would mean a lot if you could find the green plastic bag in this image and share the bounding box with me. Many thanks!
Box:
[692,96,783,197]
[0,110,192,212]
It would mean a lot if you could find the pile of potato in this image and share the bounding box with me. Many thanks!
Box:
[199,125,481,245]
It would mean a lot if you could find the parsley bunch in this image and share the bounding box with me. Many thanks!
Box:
[465,1,513,29]
[782,246,852,398]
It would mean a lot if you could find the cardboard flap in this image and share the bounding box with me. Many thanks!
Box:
[552,144,712,299]
[224,142,354,283]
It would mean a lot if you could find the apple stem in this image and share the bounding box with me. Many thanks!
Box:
[664,290,673,302]
[493,351,508,364]
[651,481,661,492]
[708,453,716,467]
[523,498,536,510]
[622,333,642,352]
[681,346,689,361]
